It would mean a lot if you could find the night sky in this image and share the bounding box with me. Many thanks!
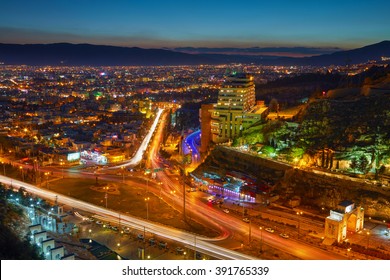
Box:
[0,0,389,52]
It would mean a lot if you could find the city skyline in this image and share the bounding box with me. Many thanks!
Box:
[0,0,389,57]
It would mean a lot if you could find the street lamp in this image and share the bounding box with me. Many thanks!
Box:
[60,162,64,178]
[44,172,49,188]
[347,247,351,258]
[170,190,176,207]
[259,226,263,253]
[19,166,24,182]
[104,186,109,208]
[144,197,150,220]
[296,211,303,239]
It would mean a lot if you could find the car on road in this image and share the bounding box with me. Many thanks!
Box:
[159,241,168,249]
[96,220,103,225]
[280,233,289,239]
[223,209,229,214]
[176,247,184,255]
[110,226,118,231]
[137,234,144,241]
[242,217,250,223]
[265,228,274,233]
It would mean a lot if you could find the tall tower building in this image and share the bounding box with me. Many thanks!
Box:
[210,72,257,143]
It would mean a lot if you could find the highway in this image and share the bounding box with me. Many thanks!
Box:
[143,111,345,260]
[0,174,255,260]
[109,108,164,169]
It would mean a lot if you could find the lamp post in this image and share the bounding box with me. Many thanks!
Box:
[347,247,351,258]
[248,219,252,244]
[104,186,109,208]
[145,197,150,220]
[296,211,303,239]
[44,172,49,188]
[19,166,24,182]
[88,229,92,243]
[259,226,263,252]
[170,190,176,207]
[1,161,5,176]
[60,162,64,178]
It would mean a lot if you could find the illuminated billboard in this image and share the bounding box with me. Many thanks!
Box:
[67,152,81,162]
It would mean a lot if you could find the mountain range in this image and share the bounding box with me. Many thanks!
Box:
[0,41,389,66]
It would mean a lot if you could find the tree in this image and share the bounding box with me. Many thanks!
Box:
[269,98,279,113]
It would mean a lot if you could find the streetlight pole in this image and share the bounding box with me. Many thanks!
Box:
[60,162,64,178]
[249,220,252,244]
[1,161,5,176]
[170,190,176,208]
[19,166,24,182]
[45,172,49,188]
[105,187,108,208]
[296,211,303,239]
[366,231,370,249]
[259,226,263,253]
[145,197,150,220]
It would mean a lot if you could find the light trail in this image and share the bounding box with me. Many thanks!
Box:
[109,108,164,169]
[0,175,256,260]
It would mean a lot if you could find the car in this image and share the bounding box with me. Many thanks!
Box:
[223,209,229,214]
[137,234,144,241]
[265,228,274,233]
[110,226,118,231]
[242,217,250,223]
[96,220,103,225]
[176,247,184,255]
[159,241,168,249]
[280,233,289,239]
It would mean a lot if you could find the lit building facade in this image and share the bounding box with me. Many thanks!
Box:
[210,72,268,143]
[325,200,364,243]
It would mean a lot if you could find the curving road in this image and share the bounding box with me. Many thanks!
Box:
[0,174,255,260]
[109,108,164,169]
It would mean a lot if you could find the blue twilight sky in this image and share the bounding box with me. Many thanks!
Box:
[0,0,389,50]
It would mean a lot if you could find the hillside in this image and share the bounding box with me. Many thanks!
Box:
[0,43,214,66]
[0,41,389,66]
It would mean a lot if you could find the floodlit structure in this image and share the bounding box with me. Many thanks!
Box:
[324,200,364,243]
[210,71,268,143]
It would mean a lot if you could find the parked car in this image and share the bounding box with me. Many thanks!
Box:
[280,233,289,239]
[137,234,144,241]
[223,209,229,214]
[242,217,250,223]
[265,228,274,233]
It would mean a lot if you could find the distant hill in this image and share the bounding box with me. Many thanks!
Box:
[289,40,390,66]
[0,43,215,66]
[202,41,390,66]
[0,41,389,66]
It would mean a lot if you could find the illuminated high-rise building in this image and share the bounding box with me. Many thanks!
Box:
[210,72,267,143]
